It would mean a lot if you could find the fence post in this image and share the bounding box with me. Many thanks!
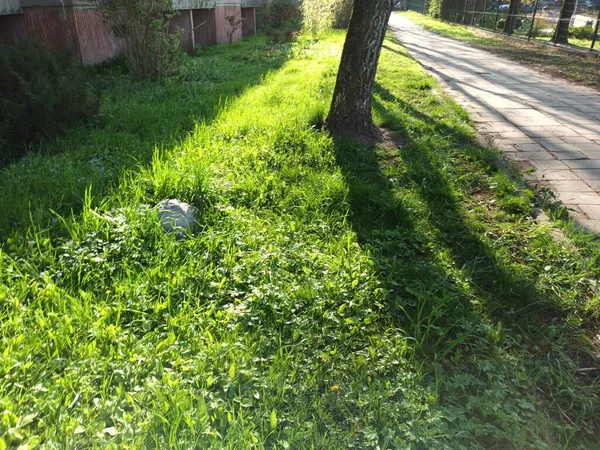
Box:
[481,0,489,28]
[463,0,469,23]
[592,9,600,50]
[527,0,540,41]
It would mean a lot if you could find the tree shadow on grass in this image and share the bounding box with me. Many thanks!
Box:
[333,81,599,394]
[0,37,293,240]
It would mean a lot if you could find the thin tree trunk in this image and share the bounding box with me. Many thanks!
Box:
[552,0,576,44]
[503,0,520,34]
[326,0,394,139]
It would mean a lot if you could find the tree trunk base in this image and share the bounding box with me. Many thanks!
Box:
[325,0,394,141]
[329,123,403,149]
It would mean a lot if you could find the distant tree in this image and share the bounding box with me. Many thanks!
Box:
[551,0,576,44]
[326,0,394,139]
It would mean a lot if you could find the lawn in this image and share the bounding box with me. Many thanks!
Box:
[1,31,600,449]
[399,11,600,89]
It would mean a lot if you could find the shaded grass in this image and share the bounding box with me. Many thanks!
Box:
[1,31,600,449]
[399,11,600,89]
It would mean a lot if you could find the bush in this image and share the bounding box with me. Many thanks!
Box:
[94,0,182,79]
[265,0,302,28]
[263,0,302,44]
[332,0,353,29]
[302,0,353,35]
[569,25,595,40]
[0,40,99,165]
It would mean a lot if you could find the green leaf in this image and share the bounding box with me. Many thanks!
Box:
[270,409,277,430]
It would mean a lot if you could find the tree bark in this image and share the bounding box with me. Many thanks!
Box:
[551,0,576,44]
[326,0,394,139]
[503,0,520,34]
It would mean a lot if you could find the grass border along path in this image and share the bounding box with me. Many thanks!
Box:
[399,11,600,90]
[1,30,600,448]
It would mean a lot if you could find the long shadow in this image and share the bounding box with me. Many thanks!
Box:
[335,84,596,377]
[333,91,600,444]
[0,36,293,240]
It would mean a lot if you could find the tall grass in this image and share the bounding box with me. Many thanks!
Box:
[0,31,599,449]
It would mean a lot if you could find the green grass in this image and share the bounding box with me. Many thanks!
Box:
[1,31,600,449]
[399,11,600,89]
[531,35,594,50]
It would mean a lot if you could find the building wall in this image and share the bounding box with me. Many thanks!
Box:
[73,8,119,65]
[192,8,218,47]
[214,5,243,44]
[0,12,27,45]
[170,10,195,55]
[241,7,256,38]
[0,2,260,65]
[0,6,81,59]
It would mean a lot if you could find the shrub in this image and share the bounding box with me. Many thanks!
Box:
[302,0,334,34]
[265,0,302,28]
[94,0,182,79]
[0,40,99,165]
[569,24,595,40]
[332,0,353,29]
[264,0,302,44]
[302,0,353,35]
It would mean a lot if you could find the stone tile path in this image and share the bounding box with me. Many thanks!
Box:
[389,14,600,234]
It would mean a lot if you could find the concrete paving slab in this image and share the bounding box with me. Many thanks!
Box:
[559,192,600,205]
[534,170,581,181]
[531,160,570,170]
[580,205,600,219]
[577,220,600,233]
[573,169,600,179]
[565,160,600,170]
[545,180,597,192]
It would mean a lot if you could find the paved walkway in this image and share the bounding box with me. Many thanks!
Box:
[389,15,600,234]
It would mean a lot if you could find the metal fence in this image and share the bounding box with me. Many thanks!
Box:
[406,0,600,51]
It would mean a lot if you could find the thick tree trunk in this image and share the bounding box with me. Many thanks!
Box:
[503,0,520,34]
[551,0,576,44]
[326,0,394,139]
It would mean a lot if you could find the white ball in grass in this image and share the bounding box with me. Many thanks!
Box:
[157,199,197,237]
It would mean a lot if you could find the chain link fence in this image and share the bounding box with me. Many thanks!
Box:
[405,0,600,51]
